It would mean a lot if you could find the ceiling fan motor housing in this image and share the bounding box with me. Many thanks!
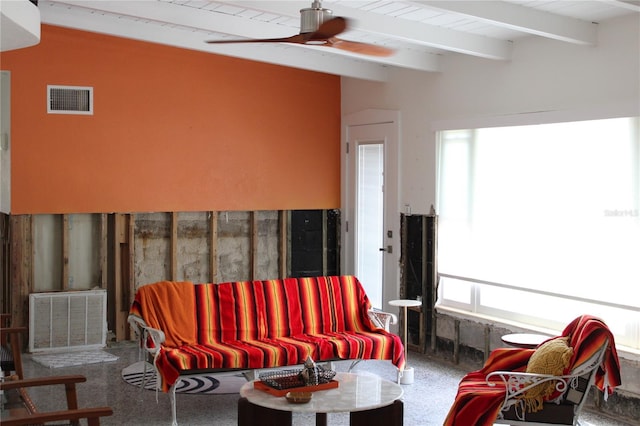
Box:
[300,1,333,33]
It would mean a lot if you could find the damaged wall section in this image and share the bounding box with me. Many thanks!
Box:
[3,209,340,341]
[132,210,336,289]
[135,212,172,285]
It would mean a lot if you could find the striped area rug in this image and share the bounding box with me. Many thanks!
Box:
[121,361,247,394]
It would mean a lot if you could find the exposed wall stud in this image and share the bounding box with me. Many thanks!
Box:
[421,215,428,353]
[250,211,259,280]
[113,213,132,340]
[62,214,70,290]
[454,319,460,365]
[484,326,491,362]
[10,215,32,328]
[29,215,36,295]
[171,212,178,281]
[322,210,327,275]
[0,215,9,313]
[209,211,218,283]
[431,214,438,353]
[278,210,287,278]
[99,213,107,288]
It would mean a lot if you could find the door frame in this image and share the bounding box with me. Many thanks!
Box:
[342,109,401,311]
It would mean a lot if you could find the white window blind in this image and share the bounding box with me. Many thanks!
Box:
[436,117,640,350]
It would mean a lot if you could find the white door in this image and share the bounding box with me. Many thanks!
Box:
[0,71,10,214]
[343,110,400,311]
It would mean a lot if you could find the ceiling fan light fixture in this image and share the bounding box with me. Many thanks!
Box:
[300,0,333,33]
[206,1,393,57]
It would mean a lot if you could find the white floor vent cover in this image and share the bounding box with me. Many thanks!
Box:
[29,289,107,353]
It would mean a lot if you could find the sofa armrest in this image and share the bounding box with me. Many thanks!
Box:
[1,374,88,391]
[127,315,165,355]
[368,309,398,332]
[0,375,113,426]
[486,370,577,403]
[2,407,114,426]
[487,337,606,409]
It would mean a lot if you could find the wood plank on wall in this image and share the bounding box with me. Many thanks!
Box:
[62,214,69,290]
[113,213,134,341]
[250,212,258,280]
[171,212,178,281]
[9,215,32,328]
[209,211,218,283]
[100,213,107,288]
[279,211,287,278]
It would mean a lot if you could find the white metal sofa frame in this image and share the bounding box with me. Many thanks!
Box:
[128,308,398,426]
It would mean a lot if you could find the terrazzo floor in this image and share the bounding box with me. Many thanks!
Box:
[17,341,635,426]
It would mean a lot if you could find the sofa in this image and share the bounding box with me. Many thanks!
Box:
[128,275,405,424]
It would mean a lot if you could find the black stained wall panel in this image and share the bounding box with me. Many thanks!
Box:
[290,210,340,278]
[401,213,437,353]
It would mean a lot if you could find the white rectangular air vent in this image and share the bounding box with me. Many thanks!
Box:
[29,289,107,353]
[47,85,93,115]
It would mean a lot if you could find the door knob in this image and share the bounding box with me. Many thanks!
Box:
[379,245,393,254]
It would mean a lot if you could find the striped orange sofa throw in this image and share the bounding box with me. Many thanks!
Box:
[443,315,621,426]
[129,275,405,391]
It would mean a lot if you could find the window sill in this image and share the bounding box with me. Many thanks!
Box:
[435,304,640,362]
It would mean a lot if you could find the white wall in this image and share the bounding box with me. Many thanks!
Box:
[342,13,640,217]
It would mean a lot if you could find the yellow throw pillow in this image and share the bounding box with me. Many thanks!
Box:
[521,336,574,412]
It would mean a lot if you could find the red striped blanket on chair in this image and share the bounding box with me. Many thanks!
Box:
[444,315,621,426]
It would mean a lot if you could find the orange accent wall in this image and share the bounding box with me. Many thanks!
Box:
[1,25,341,214]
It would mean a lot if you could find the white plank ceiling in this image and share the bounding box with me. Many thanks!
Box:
[38,0,640,81]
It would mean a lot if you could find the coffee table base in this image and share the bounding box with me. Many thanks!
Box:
[238,396,291,425]
[238,397,403,426]
[350,399,403,425]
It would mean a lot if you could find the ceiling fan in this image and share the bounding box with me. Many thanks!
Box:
[206,1,394,57]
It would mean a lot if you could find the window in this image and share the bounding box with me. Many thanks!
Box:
[436,117,640,350]
[356,142,384,308]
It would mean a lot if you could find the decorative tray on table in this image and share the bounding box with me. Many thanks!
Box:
[255,365,338,397]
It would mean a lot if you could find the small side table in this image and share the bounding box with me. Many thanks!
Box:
[501,333,548,349]
[388,299,422,384]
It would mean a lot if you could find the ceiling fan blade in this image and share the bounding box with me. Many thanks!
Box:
[207,34,307,45]
[306,17,348,41]
[328,38,395,57]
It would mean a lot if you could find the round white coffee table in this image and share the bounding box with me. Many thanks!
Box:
[389,299,422,384]
[238,372,404,426]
